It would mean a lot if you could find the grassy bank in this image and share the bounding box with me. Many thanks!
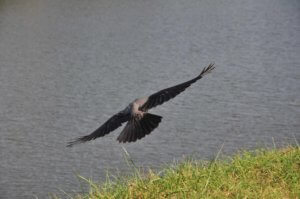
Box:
[63,146,300,199]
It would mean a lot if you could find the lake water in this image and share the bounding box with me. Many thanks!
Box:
[0,0,299,198]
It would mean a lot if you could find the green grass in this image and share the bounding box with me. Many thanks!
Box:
[60,146,300,199]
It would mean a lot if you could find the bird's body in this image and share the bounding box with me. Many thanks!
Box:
[67,64,215,147]
[132,97,148,116]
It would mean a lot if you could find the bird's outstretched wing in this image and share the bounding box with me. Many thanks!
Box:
[67,110,130,147]
[140,63,215,111]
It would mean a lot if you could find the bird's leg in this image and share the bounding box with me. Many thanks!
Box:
[134,111,144,119]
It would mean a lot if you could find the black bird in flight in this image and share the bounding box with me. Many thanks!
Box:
[67,63,215,147]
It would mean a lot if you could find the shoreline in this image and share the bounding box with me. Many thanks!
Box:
[56,146,300,198]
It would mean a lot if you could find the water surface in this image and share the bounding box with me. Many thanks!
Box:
[0,0,299,198]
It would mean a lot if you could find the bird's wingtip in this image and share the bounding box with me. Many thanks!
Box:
[66,136,87,147]
[199,63,215,77]
[66,140,77,147]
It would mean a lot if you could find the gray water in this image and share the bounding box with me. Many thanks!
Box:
[0,0,299,198]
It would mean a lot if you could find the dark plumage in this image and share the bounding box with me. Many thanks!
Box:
[67,63,215,147]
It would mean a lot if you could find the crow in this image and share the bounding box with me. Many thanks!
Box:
[67,63,215,147]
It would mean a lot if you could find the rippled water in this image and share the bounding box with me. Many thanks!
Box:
[0,0,299,198]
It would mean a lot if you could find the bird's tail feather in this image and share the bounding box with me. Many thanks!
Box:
[117,113,162,143]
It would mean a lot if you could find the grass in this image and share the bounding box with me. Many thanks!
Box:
[58,146,300,199]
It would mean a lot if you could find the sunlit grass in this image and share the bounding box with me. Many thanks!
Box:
[58,146,300,199]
